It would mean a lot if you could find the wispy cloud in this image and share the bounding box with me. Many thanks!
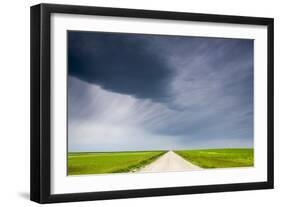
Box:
[68,31,253,152]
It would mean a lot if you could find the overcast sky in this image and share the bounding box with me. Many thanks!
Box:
[68,31,253,152]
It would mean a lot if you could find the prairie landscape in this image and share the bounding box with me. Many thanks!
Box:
[68,151,165,175]
[67,32,254,176]
[68,148,254,175]
[175,148,254,168]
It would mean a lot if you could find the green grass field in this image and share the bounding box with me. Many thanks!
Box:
[68,151,166,175]
[175,148,254,168]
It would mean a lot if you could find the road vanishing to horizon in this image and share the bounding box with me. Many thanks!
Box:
[137,151,202,173]
[68,31,254,176]
[68,148,254,175]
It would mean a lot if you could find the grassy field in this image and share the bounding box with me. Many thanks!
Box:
[175,148,254,168]
[68,151,166,175]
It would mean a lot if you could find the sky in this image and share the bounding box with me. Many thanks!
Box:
[67,31,253,152]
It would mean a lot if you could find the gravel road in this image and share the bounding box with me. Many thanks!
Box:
[137,151,201,173]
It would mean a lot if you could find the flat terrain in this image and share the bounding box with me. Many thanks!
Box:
[175,148,254,168]
[137,151,201,173]
[68,151,165,175]
[68,148,254,175]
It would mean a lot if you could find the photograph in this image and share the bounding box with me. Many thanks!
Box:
[67,31,254,176]
[30,3,273,203]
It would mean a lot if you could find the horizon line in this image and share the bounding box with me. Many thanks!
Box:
[68,147,254,153]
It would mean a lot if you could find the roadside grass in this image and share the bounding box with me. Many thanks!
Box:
[68,151,166,175]
[175,148,253,168]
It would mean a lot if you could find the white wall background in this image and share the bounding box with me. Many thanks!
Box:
[0,0,279,206]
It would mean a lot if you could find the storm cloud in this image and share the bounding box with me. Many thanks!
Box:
[68,31,174,102]
[68,31,253,152]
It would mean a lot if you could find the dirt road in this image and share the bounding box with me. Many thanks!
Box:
[137,151,201,173]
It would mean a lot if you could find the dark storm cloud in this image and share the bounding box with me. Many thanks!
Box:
[67,31,254,151]
[68,31,174,102]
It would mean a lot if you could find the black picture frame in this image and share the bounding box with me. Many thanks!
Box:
[30,3,274,204]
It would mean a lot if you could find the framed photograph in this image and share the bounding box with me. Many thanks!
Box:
[30,3,274,203]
